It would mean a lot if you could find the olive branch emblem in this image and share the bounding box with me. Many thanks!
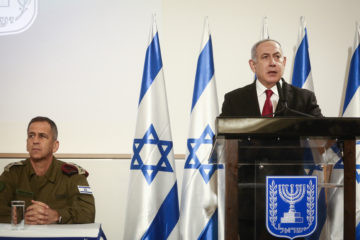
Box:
[16,0,32,20]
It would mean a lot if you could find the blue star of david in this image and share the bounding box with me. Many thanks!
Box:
[303,147,323,175]
[130,124,173,185]
[305,164,323,176]
[331,143,360,183]
[334,158,360,183]
[184,124,224,183]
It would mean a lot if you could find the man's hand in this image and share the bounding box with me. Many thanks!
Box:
[25,200,59,225]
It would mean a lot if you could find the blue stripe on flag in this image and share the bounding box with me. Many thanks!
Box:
[142,182,180,240]
[292,28,311,88]
[343,44,360,114]
[198,209,218,240]
[191,36,215,112]
[139,33,163,105]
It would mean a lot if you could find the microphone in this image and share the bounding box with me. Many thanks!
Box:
[274,78,314,118]
[275,79,287,115]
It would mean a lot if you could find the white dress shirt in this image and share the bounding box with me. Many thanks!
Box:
[256,80,280,114]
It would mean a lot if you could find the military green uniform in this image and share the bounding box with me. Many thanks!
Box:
[0,158,95,224]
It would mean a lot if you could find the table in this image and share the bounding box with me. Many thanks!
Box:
[0,223,107,240]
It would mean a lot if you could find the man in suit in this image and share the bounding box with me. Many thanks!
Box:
[220,39,323,239]
[221,39,322,118]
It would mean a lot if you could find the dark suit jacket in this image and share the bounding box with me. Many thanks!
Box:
[220,80,323,117]
[219,80,323,239]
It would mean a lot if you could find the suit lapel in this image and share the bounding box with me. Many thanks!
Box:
[246,82,261,116]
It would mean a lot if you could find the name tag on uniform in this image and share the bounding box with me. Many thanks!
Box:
[77,186,93,195]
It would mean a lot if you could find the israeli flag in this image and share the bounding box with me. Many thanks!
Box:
[343,22,360,240]
[301,141,327,240]
[123,16,180,240]
[290,17,328,239]
[179,18,224,240]
[325,144,345,239]
[324,22,360,240]
[343,23,360,118]
[292,16,314,91]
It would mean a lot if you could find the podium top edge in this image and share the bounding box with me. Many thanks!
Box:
[216,117,360,137]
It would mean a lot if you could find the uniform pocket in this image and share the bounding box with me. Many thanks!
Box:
[15,189,34,208]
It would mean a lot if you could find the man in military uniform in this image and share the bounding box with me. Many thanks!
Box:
[0,116,95,224]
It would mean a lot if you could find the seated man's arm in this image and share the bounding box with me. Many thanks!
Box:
[55,174,95,224]
[0,173,14,223]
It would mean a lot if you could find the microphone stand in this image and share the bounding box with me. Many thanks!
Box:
[274,79,315,118]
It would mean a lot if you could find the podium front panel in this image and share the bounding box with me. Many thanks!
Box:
[214,136,347,240]
[215,117,358,240]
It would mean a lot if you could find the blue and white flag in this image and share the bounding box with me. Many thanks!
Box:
[325,144,344,239]
[343,22,360,118]
[325,22,360,240]
[291,17,327,239]
[179,18,224,240]
[343,22,360,240]
[292,16,314,91]
[123,16,180,240]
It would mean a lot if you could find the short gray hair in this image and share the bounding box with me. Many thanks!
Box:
[28,116,58,140]
[251,39,283,62]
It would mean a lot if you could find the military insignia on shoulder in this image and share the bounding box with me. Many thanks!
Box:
[4,161,24,172]
[61,162,89,177]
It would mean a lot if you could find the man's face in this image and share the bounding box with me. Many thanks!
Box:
[26,121,59,161]
[249,41,286,88]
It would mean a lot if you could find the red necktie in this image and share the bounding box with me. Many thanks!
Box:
[262,89,273,117]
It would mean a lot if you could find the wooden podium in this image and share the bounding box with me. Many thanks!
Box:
[215,117,360,240]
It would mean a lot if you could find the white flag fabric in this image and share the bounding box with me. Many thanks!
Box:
[342,22,360,240]
[123,17,180,240]
[301,141,328,240]
[292,16,314,91]
[324,145,344,240]
[179,18,224,240]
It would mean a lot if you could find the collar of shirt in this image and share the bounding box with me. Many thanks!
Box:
[27,157,57,183]
[256,80,280,114]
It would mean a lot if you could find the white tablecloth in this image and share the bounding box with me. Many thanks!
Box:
[0,223,106,239]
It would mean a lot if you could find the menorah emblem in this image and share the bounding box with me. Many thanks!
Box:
[278,183,306,223]
[266,176,317,239]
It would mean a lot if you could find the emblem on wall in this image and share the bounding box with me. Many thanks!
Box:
[266,176,318,239]
[0,0,37,36]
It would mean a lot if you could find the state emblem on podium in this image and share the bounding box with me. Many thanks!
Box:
[0,0,38,36]
[266,176,318,239]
